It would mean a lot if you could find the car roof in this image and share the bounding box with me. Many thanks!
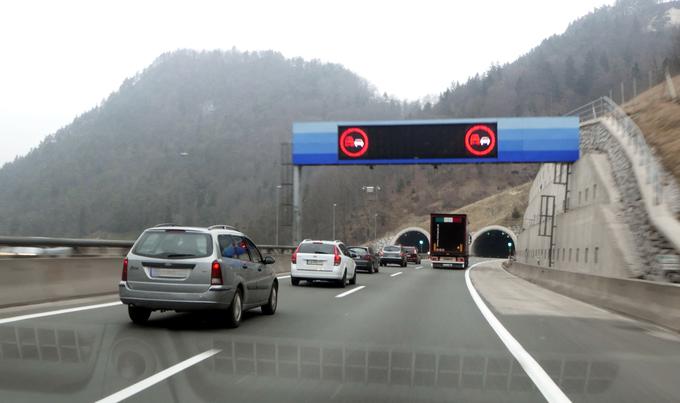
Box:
[300,239,341,245]
[147,226,245,237]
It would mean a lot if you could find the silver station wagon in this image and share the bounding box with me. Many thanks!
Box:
[119,224,278,327]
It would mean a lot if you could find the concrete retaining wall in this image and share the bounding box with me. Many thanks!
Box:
[505,261,680,332]
[0,255,291,308]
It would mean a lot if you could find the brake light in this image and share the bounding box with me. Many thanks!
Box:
[211,260,223,285]
[379,251,383,256]
[363,254,370,260]
[431,256,439,261]
[291,245,300,264]
[122,258,128,281]
[334,246,341,266]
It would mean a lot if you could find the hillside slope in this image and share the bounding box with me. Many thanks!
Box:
[624,74,680,184]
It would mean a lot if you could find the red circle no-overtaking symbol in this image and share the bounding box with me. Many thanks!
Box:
[339,127,369,158]
[464,125,496,156]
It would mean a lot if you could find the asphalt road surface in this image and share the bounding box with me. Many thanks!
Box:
[1,258,679,402]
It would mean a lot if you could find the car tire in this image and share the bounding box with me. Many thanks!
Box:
[338,270,347,288]
[349,269,357,285]
[225,289,243,328]
[128,306,151,325]
[291,277,300,286]
[261,282,278,315]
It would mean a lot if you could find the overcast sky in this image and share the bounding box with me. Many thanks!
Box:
[0,0,614,166]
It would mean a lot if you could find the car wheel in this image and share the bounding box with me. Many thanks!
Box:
[261,282,278,315]
[291,277,300,286]
[349,269,357,285]
[338,270,347,288]
[128,306,151,325]
[225,289,243,328]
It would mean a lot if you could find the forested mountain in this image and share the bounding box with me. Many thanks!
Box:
[432,0,680,118]
[0,0,678,244]
[0,50,411,241]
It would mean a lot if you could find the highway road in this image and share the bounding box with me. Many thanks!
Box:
[1,258,679,402]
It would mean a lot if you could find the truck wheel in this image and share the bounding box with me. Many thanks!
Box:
[128,306,151,325]
[225,289,243,328]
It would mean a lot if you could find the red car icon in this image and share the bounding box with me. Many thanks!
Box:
[344,137,364,149]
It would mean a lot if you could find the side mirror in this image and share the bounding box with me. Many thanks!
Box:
[263,256,276,265]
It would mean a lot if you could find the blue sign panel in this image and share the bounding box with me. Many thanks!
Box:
[292,117,579,165]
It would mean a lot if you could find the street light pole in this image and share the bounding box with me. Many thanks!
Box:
[275,185,282,245]
[373,213,377,240]
[332,203,337,240]
[361,185,381,241]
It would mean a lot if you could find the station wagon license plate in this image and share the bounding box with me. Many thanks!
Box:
[307,260,324,266]
[149,268,188,278]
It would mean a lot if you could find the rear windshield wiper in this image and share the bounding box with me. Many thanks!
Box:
[166,253,196,258]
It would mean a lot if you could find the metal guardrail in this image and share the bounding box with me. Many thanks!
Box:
[0,236,134,248]
[0,236,295,253]
[566,96,665,206]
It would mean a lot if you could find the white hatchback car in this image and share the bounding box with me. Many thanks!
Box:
[290,240,357,287]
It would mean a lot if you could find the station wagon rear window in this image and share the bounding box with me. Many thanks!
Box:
[298,243,335,254]
[133,230,212,258]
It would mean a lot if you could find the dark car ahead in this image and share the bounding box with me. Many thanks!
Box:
[379,245,407,267]
[403,246,421,264]
[349,246,379,273]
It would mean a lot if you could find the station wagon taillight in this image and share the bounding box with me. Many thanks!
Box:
[211,261,223,285]
[334,246,341,266]
[122,258,128,281]
[291,245,300,264]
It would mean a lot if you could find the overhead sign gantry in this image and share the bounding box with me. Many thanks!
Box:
[290,117,579,242]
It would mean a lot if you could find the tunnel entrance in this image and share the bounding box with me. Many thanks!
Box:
[471,226,517,258]
[392,227,430,253]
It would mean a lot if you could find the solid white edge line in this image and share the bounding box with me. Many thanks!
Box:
[465,261,571,403]
[335,285,366,298]
[390,271,403,277]
[415,266,423,270]
[96,348,221,403]
[0,301,122,325]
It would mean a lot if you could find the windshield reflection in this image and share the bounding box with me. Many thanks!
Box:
[0,322,620,402]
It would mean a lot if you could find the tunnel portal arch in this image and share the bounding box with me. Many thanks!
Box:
[470,225,518,258]
[391,227,430,254]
